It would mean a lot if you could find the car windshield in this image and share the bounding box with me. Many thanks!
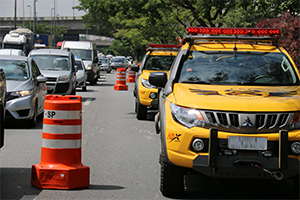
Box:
[144,55,176,70]
[100,59,108,64]
[178,51,299,86]
[75,61,84,70]
[70,49,92,60]
[111,58,122,62]
[0,60,29,80]
[31,55,70,71]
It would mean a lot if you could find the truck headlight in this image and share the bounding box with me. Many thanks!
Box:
[58,75,69,82]
[86,64,92,71]
[290,111,300,130]
[11,89,33,97]
[170,102,205,128]
[141,78,155,89]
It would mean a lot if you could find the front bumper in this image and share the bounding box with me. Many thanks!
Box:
[162,104,300,180]
[138,82,158,107]
[6,94,34,120]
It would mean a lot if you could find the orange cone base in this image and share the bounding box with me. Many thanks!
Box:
[114,84,128,90]
[31,164,90,189]
[127,78,135,83]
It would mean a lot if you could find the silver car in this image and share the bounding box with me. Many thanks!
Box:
[29,49,77,95]
[75,59,87,91]
[0,55,47,127]
[99,57,111,73]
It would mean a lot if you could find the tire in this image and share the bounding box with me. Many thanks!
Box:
[90,78,95,85]
[160,155,185,197]
[28,105,37,128]
[0,108,4,148]
[94,77,98,84]
[294,175,299,199]
[71,88,76,95]
[136,98,147,120]
[82,86,87,91]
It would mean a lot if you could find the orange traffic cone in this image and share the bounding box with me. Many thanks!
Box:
[127,66,136,83]
[114,68,128,90]
[31,95,90,189]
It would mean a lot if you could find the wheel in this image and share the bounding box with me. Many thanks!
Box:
[160,149,185,197]
[28,105,37,128]
[136,98,147,120]
[82,86,87,91]
[94,77,98,84]
[89,78,95,85]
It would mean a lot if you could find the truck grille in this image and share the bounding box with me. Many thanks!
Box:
[203,111,292,133]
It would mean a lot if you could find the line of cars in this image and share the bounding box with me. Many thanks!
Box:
[132,27,300,198]
[0,40,101,133]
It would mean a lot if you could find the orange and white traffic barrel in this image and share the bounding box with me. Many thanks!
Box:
[127,66,136,83]
[31,95,90,189]
[114,68,128,90]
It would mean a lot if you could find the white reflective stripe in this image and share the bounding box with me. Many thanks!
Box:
[43,124,82,134]
[42,139,81,148]
[44,110,82,119]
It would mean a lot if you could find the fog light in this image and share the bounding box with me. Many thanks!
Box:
[291,142,300,154]
[192,138,204,151]
[149,92,157,99]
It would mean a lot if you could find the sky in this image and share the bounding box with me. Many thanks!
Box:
[0,0,86,18]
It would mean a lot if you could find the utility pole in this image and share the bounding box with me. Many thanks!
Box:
[14,0,17,29]
[53,0,56,45]
[33,0,36,33]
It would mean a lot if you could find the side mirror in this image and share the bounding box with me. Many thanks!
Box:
[149,72,168,88]
[93,57,98,63]
[74,65,78,73]
[37,75,47,83]
[131,64,139,72]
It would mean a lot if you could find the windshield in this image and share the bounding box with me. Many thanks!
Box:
[111,58,122,62]
[100,59,108,64]
[31,55,70,71]
[69,49,92,60]
[0,60,29,80]
[3,44,23,50]
[144,55,176,70]
[178,51,299,86]
[75,61,84,70]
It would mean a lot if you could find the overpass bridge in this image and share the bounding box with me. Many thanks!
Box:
[0,16,113,48]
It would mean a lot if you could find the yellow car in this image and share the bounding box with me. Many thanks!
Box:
[149,27,300,197]
[131,44,179,120]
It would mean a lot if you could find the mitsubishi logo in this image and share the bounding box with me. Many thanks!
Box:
[242,116,254,127]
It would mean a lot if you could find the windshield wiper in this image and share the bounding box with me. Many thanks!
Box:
[181,81,211,84]
[237,82,274,86]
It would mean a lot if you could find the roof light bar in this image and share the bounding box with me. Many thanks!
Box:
[187,27,280,36]
[148,43,179,48]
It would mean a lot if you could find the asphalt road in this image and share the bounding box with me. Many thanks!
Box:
[0,71,297,200]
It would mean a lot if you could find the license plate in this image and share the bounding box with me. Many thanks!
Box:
[46,86,54,90]
[228,136,267,150]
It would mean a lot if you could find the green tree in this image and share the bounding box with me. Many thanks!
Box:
[76,0,299,61]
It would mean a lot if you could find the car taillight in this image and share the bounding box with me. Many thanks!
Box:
[186,27,280,36]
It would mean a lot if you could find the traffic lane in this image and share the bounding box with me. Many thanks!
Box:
[1,120,44,199]
[35,72,167,199]
[184,175,296,199]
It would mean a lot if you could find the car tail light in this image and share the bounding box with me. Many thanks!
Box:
[186,27,280,36]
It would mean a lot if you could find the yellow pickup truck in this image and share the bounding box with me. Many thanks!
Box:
[149,27,300,197]
[132,43,179,120]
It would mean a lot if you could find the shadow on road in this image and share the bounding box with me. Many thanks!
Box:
[0,167,42,200]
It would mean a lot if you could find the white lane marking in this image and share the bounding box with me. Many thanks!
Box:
[84,98,92,106]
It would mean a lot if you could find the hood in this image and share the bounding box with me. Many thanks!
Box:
[173,84,300,112]
[7,79,32,92]
[41,70,70,78]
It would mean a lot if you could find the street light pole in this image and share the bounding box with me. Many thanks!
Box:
[50,8,54,46]
[33,0,37,34]
[27,5,31,30]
